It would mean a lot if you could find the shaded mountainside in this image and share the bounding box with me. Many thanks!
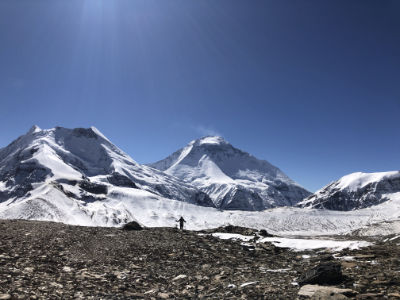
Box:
[298,171,400,211]
[149,136,310,211]
[0,126,214,225]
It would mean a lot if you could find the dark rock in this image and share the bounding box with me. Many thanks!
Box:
[191,192,215,208]
[154,184,173,199]
[318,255,336,262]
[72,128,99,139]
[299,261,344,286]
[259,229,273,237]
[51,182,77,198]
[122,221,143,231]
[56,179,78,186]
[107,172,137,189]
[0,162,52,202]
[207,225,258,235]
[79,180,108,194]
[81,195,107,202]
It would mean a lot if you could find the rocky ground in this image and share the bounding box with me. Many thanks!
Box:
[0,220,400,299]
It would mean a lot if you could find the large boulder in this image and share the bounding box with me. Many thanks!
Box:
[259,229,273,237]
[122,221,143,231]
[299,262,344,286]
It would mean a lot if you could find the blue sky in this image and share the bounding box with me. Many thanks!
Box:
[0,0,399,192]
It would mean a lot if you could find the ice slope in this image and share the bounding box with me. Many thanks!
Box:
[298,171,400,211]
[1,178,400,236]
[353,220,400,236]
[0,126,214,208]
[149,136,310,210]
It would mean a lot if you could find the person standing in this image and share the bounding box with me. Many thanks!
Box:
[177,216,186,230]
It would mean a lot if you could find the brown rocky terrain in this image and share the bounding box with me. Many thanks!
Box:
[0,220,399,299]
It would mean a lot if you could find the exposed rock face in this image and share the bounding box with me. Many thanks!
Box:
[0,161,52,202]
[149,136,311,210]
[107,172,137,188]
[78,180,108,195]
[298,171,400,211]
[191,191,215,207]
[71,127,100,139]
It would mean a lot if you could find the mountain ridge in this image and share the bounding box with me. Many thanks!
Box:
[0,126,215,225]
[149,136,311,210]
[2,126,399,233]
[298,170,400,210]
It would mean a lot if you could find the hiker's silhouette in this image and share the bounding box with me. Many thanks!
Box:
[177,216,186,230]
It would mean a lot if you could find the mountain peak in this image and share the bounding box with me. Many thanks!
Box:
[150,136,311,210]
[193,136,228,146]
[90,126,111,142]
[298,170,400,211]
[28,126,112,144]
[28,125,41,134]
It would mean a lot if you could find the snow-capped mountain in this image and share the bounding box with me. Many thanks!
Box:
[298,171,400,211]
[148,136,311,210]
[0,126,215,225]
[3,127,400,236]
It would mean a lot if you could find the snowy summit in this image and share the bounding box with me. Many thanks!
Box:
[0,126,214,226]
[298,171,400,210]
[149,136,311,210]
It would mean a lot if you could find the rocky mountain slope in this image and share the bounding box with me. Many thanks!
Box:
[149,136,310,210]
[298,171,400,211]
[0,126,213,225]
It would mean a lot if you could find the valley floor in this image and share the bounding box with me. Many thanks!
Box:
[0,220,399,299]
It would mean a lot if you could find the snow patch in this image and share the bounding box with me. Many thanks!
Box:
[240,281,258,288]
[264,268,291,273]
[258,237,372,252]
[336,171,400,192]
[211,233,254,241]
[198,136,227,145]
[210,233,372,252]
